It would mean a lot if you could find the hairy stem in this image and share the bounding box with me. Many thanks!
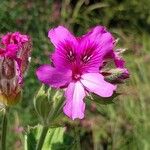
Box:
[75,127,81,150]
[1,107,9,150]
[36,126,48,150]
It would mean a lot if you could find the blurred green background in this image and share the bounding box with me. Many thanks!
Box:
[0,0,150,149]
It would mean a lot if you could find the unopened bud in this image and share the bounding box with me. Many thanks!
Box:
[0,58,21,106]
[34,85,64,126]
[0,32,32,106]
[1,58,15,79]
[17,39,32,75]
[104,68,129,83]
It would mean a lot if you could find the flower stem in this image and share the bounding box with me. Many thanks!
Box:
[1,107,9,150]
[36,126,48,150]
[75,127,81,150]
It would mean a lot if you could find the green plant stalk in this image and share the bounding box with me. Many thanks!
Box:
[1,107,9,150]
[75,127,81,150]
[36,126,48,150]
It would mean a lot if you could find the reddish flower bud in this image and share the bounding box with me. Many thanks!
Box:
[0,32,32,106]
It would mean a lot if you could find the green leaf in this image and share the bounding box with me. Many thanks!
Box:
[85,2,108,14]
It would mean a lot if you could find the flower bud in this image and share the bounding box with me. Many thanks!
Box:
[34,85,64,126]
[1,32,32,75]
[0,32,32,106]
[103,68,129,83]
[1,58,15,79]
[0,58,21,106]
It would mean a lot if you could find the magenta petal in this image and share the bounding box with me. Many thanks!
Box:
[48,26,78,69]
[81,26,115,55]
[118,68,129,79]
[12,32,29,43]
[1,32,29,46]
[114,52,125,68]
[78,26,115,72]
[81,26,108,39]
[5,44,18,58]
[1,33,11,45]
[63,81,86,120]
[51,40,77,69]
[104,50,127,68]
[103,50,129,80]
[81,73,116,97]
[0,48,5,55]
[48,26,77,48]
[36,65,72,88]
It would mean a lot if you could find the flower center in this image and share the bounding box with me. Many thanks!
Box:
[72,66,82,81]
[73,73,81,80]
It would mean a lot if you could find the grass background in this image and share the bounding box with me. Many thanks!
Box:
[0,0,150,149]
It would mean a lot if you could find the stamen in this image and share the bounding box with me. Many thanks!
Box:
[69,50,73,56]
[67,50,75,61]
[82,55,93,63]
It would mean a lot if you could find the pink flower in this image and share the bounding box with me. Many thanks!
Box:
[0,32,31,106]
[36,26,117,120]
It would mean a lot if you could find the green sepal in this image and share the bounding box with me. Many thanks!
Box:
[88,92,121,105]
[34,85,64,126]
[34,85,51,124]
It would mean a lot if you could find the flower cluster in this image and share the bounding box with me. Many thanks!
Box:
[36,26,129,120]
[0,32,31,106]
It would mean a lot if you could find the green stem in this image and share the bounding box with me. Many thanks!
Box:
[75,127,81,150]
[1,107,9,150]
[36,126,48,150]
